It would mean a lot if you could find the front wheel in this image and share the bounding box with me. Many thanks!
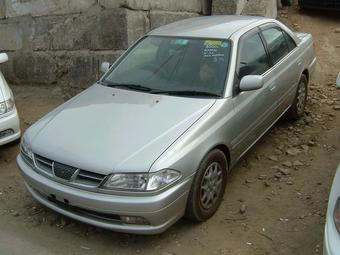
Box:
[185,149,228,222]
[287,74,308,120]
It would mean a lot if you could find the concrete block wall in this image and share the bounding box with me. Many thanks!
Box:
[212,0,277,18]
[212,0,247,15]
[0,0,207,96]
[0,0,277,96]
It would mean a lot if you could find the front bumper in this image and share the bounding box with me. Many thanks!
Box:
[17,155,193,234]
[0,108,21,146]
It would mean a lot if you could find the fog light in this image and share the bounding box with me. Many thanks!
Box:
[120,216,149,225]
[0,129,14,138]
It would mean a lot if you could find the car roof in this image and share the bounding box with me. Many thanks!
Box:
[148,15,271,39]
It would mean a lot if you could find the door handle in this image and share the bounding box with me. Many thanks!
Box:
[297,59,302,66]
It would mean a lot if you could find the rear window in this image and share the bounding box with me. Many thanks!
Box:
[282,30,297,51]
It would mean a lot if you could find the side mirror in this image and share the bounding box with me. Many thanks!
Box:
[101,62,111,74]
[0,53,9,64]
[239,75,264,91]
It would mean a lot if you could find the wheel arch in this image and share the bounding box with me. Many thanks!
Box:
[210,144,231,170]
[302,69,309,83]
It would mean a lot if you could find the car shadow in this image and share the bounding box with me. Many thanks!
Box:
[0,139,20,161]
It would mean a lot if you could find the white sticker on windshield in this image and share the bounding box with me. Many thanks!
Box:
[173,39,189,45]
[203,41,227,58]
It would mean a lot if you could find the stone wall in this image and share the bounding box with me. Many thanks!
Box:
[0,0,277,96]
[0,0,207,96]
[212,0,247,15]
[212,0,277,18]
[241,0,277,18]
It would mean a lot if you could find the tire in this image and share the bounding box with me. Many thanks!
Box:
[287,74,308,120]
[185,149,228,222]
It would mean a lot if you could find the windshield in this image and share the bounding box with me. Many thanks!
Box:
[103,36,231,97]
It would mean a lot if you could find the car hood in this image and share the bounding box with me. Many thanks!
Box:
[31,84,215,175]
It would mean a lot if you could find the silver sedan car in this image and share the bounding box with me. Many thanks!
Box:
[17,16,316,234]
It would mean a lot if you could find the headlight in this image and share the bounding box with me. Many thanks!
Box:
[21,137,33,159]
[0,99,15,115]
[104,173,148,191]
[334,197,340,234]
[103,169,181,192]
[0,101,6,115]
[147,169,181,191]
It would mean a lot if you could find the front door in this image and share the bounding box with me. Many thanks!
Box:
[230,28,277,160]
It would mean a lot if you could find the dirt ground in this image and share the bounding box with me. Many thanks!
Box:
[1,5,340,255]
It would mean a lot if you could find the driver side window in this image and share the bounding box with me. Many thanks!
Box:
[238,33,271,80]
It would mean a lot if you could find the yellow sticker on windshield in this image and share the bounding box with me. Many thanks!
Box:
[204,40,223,46]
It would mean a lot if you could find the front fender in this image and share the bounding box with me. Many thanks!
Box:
[150,99,234,178]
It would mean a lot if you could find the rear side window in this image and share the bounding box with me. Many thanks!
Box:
[238,33,271,79]
[261,27,290,64]
[282,30,297,51]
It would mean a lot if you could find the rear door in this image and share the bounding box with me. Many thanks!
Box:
[259,24,301,116]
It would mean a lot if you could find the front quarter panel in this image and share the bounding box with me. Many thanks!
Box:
[150,98,235,178]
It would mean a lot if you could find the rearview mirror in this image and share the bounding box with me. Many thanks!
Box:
[239,75,264,91]
[0,53,8,64]
[101,62,111,74]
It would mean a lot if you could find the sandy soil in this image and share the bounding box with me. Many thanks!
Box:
[0,4,339,255]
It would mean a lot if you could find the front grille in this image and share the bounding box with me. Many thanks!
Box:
[54,162,78,180]
[76,170,107,186]
[35,154,53,174]
[33,154,107,188]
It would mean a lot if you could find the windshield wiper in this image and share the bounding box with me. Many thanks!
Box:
[100,82,221,97]
[151,90,221,97]
[101,81,153,92]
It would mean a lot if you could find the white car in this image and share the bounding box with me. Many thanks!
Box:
[0,53,20,145]
[324,164,340,255]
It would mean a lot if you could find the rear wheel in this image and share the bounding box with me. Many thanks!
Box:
[185,149,228,221]
[287,74,308,120]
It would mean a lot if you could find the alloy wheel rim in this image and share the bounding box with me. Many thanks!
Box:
[200,162,223,210]
[297,81,306,115]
